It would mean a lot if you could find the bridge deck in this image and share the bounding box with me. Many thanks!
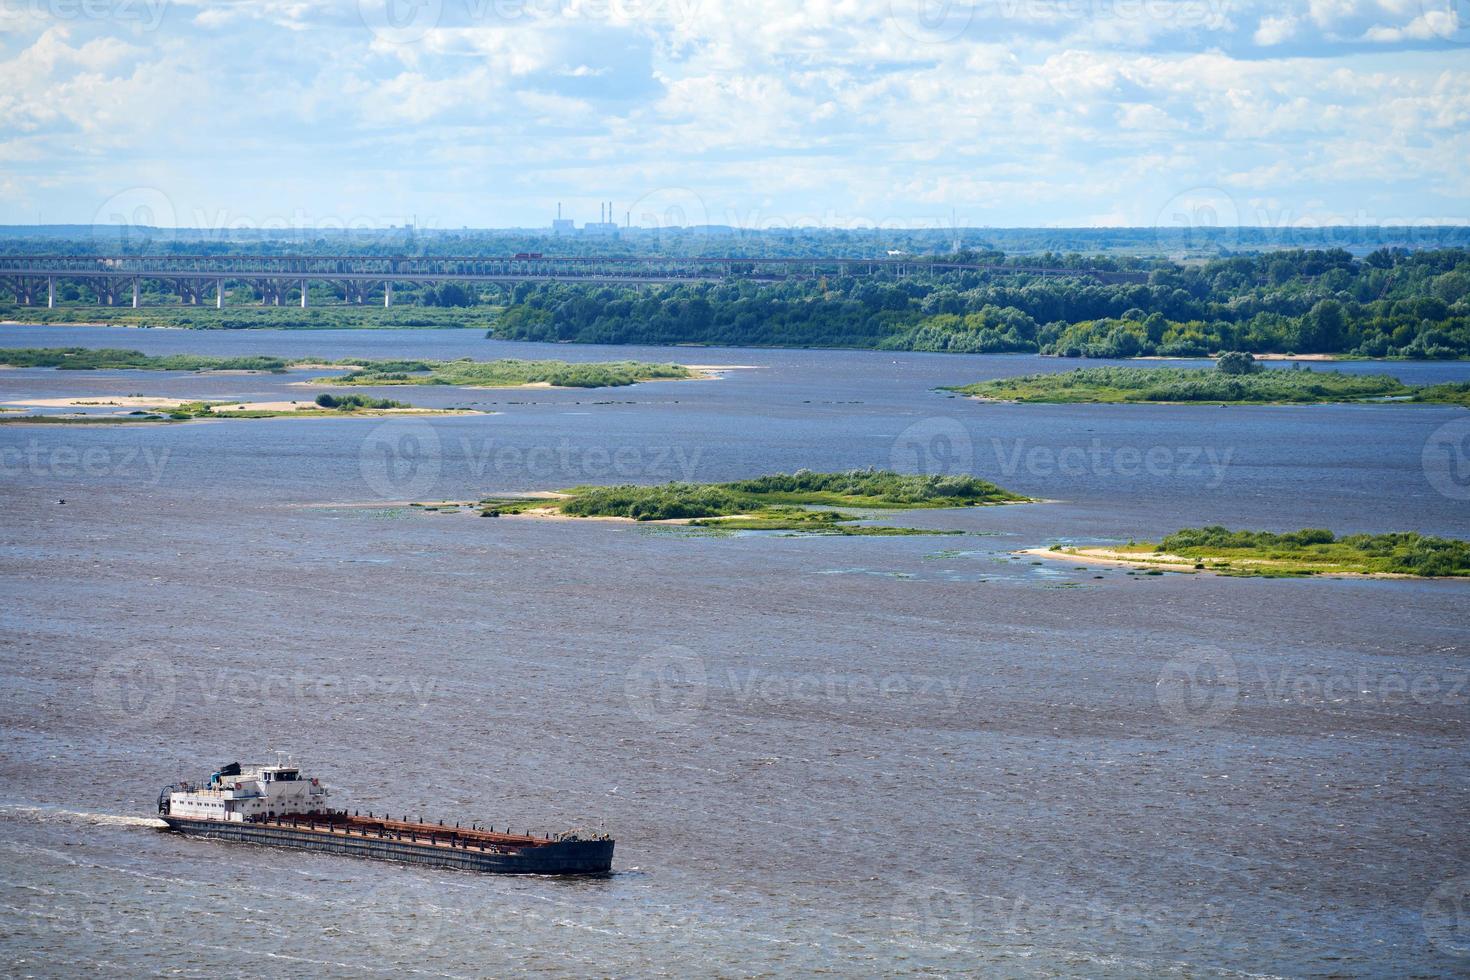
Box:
[0,254,1148,284]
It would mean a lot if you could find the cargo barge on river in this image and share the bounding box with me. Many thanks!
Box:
[157,761,614,876]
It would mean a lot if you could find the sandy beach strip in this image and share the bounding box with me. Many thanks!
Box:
[685,364,762,379]
[296,364,754,389]
[203,400,465,414]
[1019,546,1203,572]
[1134,353,1352,362]
[1019,546,1425,579]
[3,395,478,417]
[1251,353,1348,362]
[4,395,194,410]
[294,378,627,391]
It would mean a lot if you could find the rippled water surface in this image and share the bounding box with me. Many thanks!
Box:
[1,324,1467,977]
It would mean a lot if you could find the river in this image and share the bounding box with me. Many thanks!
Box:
[1,324,1467,976]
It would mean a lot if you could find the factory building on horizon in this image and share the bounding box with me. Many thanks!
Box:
[552,202,622,238]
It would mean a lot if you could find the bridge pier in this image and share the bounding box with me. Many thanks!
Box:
[216,279,223,309]
[384,281,393,308]
[132,278,139,309]
[48,276,55,308]
[301,280,308,308]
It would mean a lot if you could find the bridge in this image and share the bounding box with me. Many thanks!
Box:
[0,254,1149,308]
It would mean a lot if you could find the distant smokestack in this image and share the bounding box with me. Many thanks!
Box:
[558,202,562,220]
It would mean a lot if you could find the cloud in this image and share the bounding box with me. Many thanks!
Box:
[0,0,1465,227]
[1254,15,1300,44]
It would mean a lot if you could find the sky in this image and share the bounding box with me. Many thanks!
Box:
[1,0,1467,232]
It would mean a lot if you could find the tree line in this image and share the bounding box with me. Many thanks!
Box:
[6,244,1468,358]
[490,247,1470,358]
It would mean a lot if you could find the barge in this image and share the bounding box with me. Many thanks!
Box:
[158,761,614,876]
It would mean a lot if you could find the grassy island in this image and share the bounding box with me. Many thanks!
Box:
[318,358,691,388]
[0,399,470,426]
[0,392,469,424]
[948,352,1470,406]
[1033,527,1470,578]
[950,364,1428,404]
[477,470,1030,535]
[0,348,696,388]
[0,347,299,372]
[156,399,426,421]
[1413,382,1470,408]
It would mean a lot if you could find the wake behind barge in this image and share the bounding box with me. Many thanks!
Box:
[158,762,613,876]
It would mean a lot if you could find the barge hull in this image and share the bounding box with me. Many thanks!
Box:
[162,817,614,875]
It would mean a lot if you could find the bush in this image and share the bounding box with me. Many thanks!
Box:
[556,470,1025,520]
[1215,351,1260,375]
[313,393,406,410]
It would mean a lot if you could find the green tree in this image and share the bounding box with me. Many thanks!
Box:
[1215,351,1260,375]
